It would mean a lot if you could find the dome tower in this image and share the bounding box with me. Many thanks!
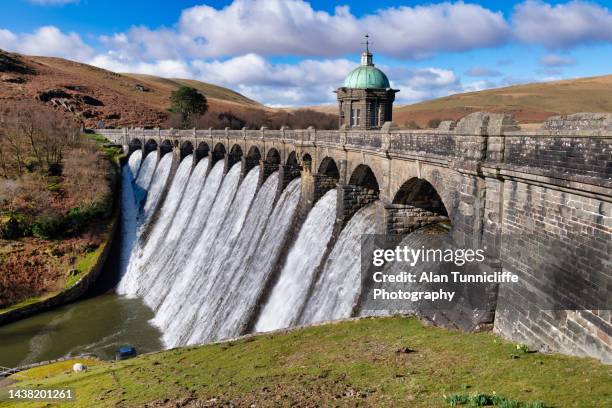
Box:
[335,35,399,129]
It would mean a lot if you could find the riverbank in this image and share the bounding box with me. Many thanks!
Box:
[0,134,122,325]
[2,316,610,407]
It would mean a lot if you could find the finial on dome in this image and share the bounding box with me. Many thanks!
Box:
[360,34,373,66]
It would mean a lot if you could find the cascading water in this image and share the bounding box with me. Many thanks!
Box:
[155,163,243,345]
[136,159,224,308]
[117,152,429,348]
[118,151,142,275]
[133,151,157,209]
[139,153,173,228]
[254,188,338,332]
[117,157,213,297]
[299,201,384,325]
[160,165,262,346]
[118,155,194,296]
[178,172,282,344]
[191,176,302,344]
[127,149,142,176]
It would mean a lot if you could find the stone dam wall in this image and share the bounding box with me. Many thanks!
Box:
[97,112,612,362]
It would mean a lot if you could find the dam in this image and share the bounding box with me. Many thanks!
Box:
[94,111,612,362]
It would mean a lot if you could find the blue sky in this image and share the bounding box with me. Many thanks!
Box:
[1,0,612,106]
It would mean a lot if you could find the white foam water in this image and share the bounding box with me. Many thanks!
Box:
[192,176,302,343]
[156,162,243,346]
[299,201,383,325]
[254,188,337,332]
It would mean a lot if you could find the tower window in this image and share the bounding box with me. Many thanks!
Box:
[350,108,361,127]
[371,101,379,127]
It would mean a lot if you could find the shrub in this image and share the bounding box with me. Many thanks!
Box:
[0,212,31,239]
[427,118,442,129]
[32,212,64,239]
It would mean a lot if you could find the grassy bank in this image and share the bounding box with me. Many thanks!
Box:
[3,317,610,407]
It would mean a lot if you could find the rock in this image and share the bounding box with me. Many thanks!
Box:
[79,95,104,106]
[135,84,150,92]
[1,75,26,84]
[37,89,71,102]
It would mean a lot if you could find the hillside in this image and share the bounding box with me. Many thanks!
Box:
[394,75,612,127]
[0,49,267,128]
[2,317,610,407]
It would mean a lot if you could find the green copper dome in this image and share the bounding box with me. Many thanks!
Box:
[342,53,390,89]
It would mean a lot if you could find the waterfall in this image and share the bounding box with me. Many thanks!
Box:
[299,201,384,325]
[141,159,224,312]
[254,188,337,333]
[118,151,142,276]
[155,162,243,345]
[133,151,157,209]
[163,173,279,346]
[117,157,212,297]
[190,176,302,344]
[139,153,173,229]
[118,155,194,296]
[139,155,193,263]
[127,149,142,176]
[117,150,418,347]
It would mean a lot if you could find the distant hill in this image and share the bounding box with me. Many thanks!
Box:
[394,75,612,128]
[0,49,267,128]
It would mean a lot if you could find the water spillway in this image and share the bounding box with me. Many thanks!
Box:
[156,162,243,345]
[132,151,157,209]
[197,176,301,343]
[299,201,384,325]
[254,188,338,332]
[113,151,446,349]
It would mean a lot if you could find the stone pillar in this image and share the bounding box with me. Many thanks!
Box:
[337,184,379,226]
[384,203,450,235]
[259,159,279,186]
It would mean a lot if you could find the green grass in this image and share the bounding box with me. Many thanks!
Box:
[64,245,103,288]
[8,359,102,382]
[0,295,49,314]
[2,317,610,407]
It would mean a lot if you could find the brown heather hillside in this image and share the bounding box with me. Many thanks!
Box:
[0,49,269,129]
[394,75,612,128]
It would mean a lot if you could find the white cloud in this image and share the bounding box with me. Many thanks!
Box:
[99,0,509,60]
[538,54,576,67]
[0,26,92,60]
[389,67,463,104]
[513,0,612,48]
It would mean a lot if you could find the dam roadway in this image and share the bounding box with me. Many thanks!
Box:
[98,111,612,362]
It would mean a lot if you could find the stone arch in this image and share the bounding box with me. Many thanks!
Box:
[195,141,210,163]
[286,151,298,167]
[245,145,261,172]
[392,177,448,217]
[180,141,194,160]
[314,157,340,203]
[128,139,142,155]
[349,164,380,194]
[211,142,226,164]
[302,153,313,172]
[337,164,381,224]
[266,148,281,165]
[282,151,301,187]
[317,157,340,179]
[160,139,173,156]
[144,139,158,156]
[228,144,243,168]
